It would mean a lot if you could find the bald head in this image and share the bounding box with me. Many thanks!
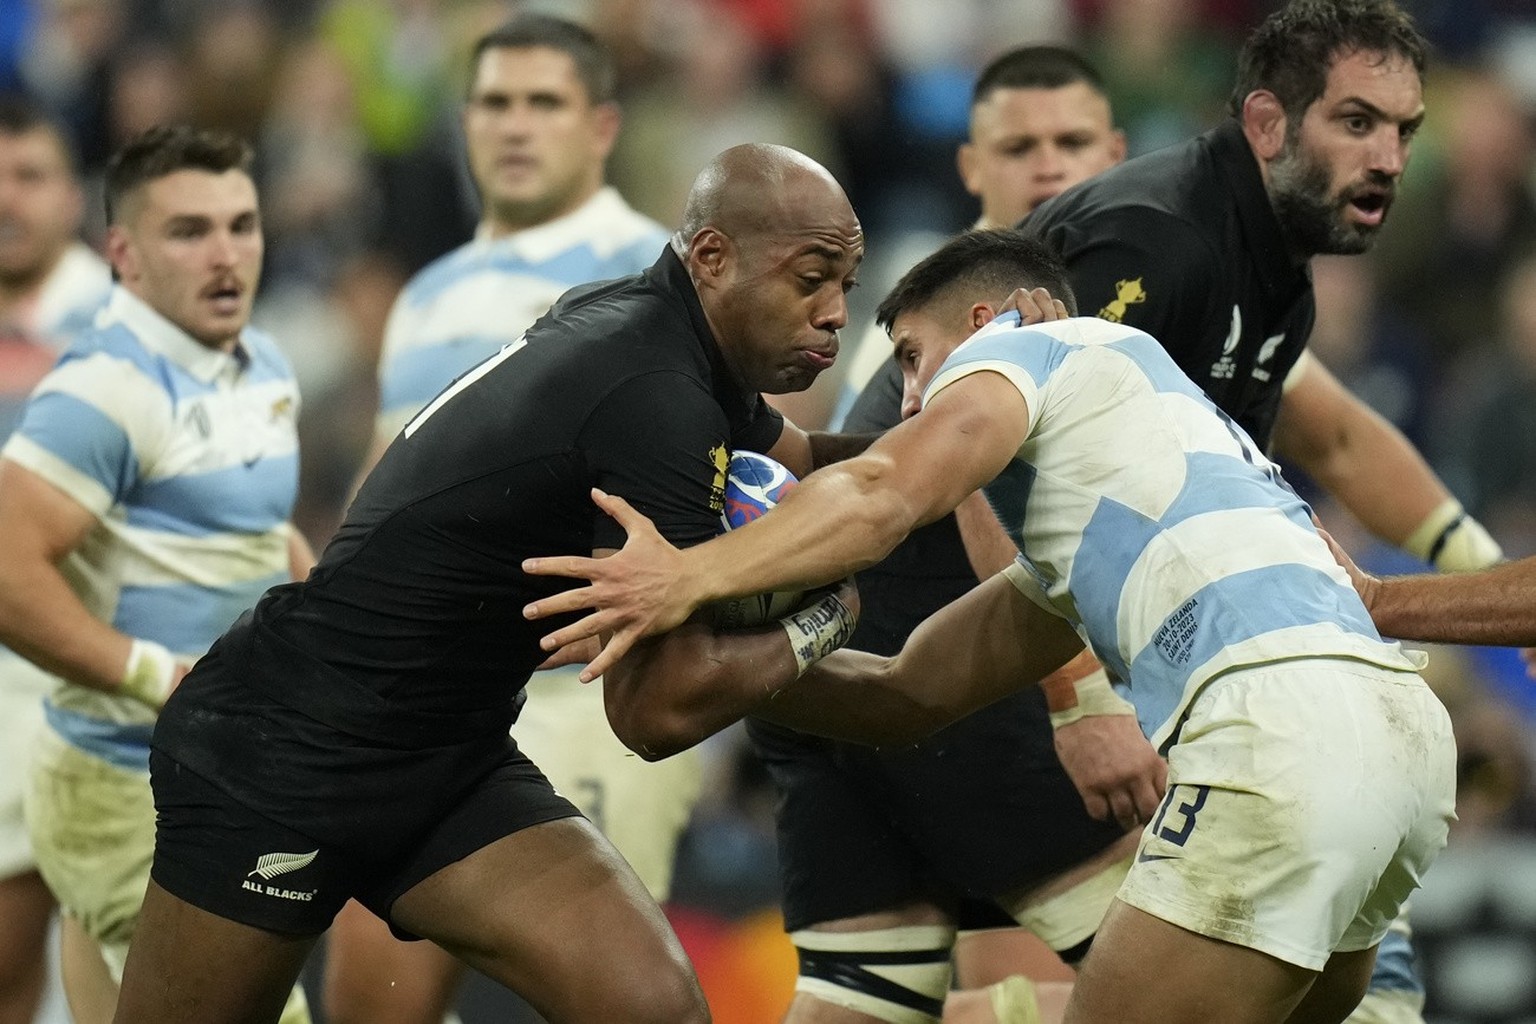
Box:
[672,144,853,255]
[672,144,863,397]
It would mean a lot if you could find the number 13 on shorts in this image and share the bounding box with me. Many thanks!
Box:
[1138,784,1212,861]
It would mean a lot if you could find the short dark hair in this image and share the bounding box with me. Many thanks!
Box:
[1229,0,1427,121]
[105,124,252,225]
[973,45,1106,107]
[877,229,1078,334]
[471,14,616,105]
[0,94,75,168]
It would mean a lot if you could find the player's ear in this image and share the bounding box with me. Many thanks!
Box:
[591,102,621,161]
[956,142,981,197]
[970,302,997,329]
[687,227,731,284]
[105,225,136,283]
[1242,90,1289,162]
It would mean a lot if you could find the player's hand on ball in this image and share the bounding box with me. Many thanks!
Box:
[523,489,702,682]
[1054,714,1167,832]
[999,286,1069,325]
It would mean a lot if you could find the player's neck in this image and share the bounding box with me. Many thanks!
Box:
[481,184,605,241]
[0,253,60,316]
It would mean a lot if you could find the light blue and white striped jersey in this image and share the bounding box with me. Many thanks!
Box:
[925,313,1423,749]
[0,287,300,769]
[376,186,668,438]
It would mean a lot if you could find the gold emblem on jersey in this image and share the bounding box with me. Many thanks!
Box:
[707,443,729,514]
[1098,278,1147,323]
[269,396,295,422]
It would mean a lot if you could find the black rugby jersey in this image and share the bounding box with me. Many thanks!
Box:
[191,249,783,740]
[1026,119,1314,450]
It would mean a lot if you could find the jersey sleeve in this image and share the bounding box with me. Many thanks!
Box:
[1,353,169,517]
[733,392,785,454]
[1041,207,1224,352]
[579,370,732,552]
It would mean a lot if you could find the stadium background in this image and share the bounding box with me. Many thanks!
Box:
[5,0,1535,1020]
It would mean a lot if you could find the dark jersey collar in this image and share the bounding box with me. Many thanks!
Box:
[1211,119,1309,299]
[648,245,760,419]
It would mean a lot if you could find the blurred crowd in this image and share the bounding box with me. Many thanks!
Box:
[5,0,1536,1019]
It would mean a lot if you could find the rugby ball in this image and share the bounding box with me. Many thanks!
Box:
[712,452,806,629]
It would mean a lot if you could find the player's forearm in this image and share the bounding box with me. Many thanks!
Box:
[1369,558,1536,646]
[603,620,806,759]
[954,490,1017,579]
[0,560,138,693]
[682,454,919,605]
[756,647,956,747]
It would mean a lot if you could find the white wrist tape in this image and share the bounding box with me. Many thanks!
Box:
[120,638,177,709]
[1404,498,1503,572]
[780,590,857,677]
[1047,667,1135,730]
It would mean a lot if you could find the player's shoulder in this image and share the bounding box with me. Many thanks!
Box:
[1027,129,1232,249]
[396,239,486,309]
[236,325,298,386]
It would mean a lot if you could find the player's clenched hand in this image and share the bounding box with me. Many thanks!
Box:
[998,286,1069,324]
[523,489,704,681]
[1053,714,1167,832]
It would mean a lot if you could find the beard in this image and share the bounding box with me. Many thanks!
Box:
[1268,142,1388,257]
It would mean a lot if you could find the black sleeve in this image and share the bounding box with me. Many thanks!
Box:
[734,392,785,453]
[842,357,904,434]
[579,371,731,552]
[1036,207,1226,369]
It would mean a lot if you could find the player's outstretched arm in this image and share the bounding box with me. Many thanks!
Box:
[1367,558,1536,647]
[763,569,1088,746]
[523,371,1032,680]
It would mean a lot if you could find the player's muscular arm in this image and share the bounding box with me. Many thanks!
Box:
[760,572,1088,747]
[524,371,1031,680]
[954,490,1017,579]
[0,460,185,700]
[1273,357,1455,549]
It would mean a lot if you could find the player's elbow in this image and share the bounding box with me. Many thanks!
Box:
[604,666,718,762]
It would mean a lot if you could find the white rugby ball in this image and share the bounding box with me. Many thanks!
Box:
[712,451,806,629]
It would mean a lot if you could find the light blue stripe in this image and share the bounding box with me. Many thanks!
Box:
[1368,928,1423,993]
[44,701,153,771]
[1068,449,1320,678]
[380,337,509,417]
[404,236,665,310]
[16,391,137,502]
[112,573,283,653]
[1102,334,1222,400]
[64,323,163,382]
[239,329,295,387]
[1122,564,1380,737]
[126,456,298,537]
[941,327,1067,393]
[1165,453,1314,532]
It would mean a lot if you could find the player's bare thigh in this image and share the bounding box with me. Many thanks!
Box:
[321,900,462,1024]
[389,816,706,1024]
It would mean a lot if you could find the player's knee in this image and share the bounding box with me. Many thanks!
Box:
[619,966,710,1024]
[790,924,957,1023]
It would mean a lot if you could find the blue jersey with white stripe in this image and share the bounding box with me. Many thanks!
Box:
[376,187,668,437]
[925,314,1422,747]
[1,287,300,766]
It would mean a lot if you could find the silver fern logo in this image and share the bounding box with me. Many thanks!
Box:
[248,850,318,881]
